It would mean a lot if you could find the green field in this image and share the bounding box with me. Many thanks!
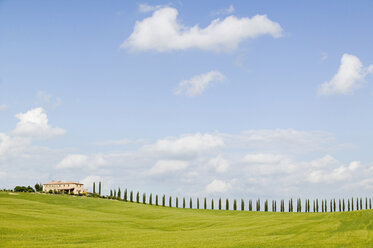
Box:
[0,192,372,247]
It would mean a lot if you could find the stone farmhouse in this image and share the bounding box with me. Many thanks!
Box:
[43,181,84,194]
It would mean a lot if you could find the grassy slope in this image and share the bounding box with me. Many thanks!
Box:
[0,193,372,248]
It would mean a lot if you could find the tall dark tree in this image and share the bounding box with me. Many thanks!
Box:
[339,199,341,212]
[156,194,158,206]
[257,199,260,212]
[190,198,192,209]
[360,198,363,210]
[343,199,345,212]
[365,197,368,210]
[348,199,350,211]
[110,189,113,198]
[124,189,127,202]
[204,197,207,210]
[241,199,244,211]
[249,200,252,211]
[233,199,237,211]
[118,188,121,200]
[149,193,152,205]
[212,199,214,210]
[351,197,354,211]
[114,189,117,199]
[226,199,229,210]
[98,182,101,196]
[169,196,172,207]
[370,198,372,210]
[183,197,186,208]
[136,192,139,203]
[176,197,178,208]
[264,200,268,212]
[219,198,222,210]
[130,191,133,202]
[330,199,333,212]
[356,198,359,210]
[143,193,146,204]
[197,198,199,209]
[93,182,96,194]
[162,194,165,207]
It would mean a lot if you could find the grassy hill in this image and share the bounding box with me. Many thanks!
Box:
[0,192,372,247]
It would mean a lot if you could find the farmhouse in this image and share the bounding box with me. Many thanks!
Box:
[43,181,84,194]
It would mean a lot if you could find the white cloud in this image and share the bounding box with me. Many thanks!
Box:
[243,153,286,164]
[0,104,8,111]
[212,5,235,16]
[206,179,231,193]
[36,91,62,108]
[208,155,230,173]
[0,133,30,161]
[144,133,224,157]
[308,161,360,183]
[80,175,103,190]
[13,108,66,139]
[148,160,189,175]
[138,3,168,13]
[56,154,107,169]
[174,71,225,97]
[122,7,282,52]
[319,54,373,95]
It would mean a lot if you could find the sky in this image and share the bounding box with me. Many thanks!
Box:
[1,0,373,201]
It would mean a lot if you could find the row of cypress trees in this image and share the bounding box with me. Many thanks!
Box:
[101,185,373,212]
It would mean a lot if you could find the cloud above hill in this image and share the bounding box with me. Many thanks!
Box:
[122,7,282,52]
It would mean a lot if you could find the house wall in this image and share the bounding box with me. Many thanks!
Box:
[43,183,84,194]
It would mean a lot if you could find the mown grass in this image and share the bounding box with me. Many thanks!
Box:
[0,192,372,247]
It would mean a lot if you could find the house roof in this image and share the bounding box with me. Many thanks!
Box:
[43,181,83,185]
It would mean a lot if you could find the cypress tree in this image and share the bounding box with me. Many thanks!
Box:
[339,199,341,212]
[98,181,101,196]
[183,197,186,208]
[274,200,277,212]
[249,200,252,211]
[241,199,244,211]
[351,197,354,211]
[130,191,133,202]
[197,198,200,209]
[149,193,152,205]
[156,194,158,206]
[360,198,363,210]
[264,200,268,212]
[176,197,178,208]
[190,198,192,209]
[204,197,207,210]
[233,199,237,211]
[212,199,214,210]
[124,189,127,202]
[219,198,222,210]
[330,199,333,212]
[348,199,350,211]
[169,196,172,207]
[118,188,121,200]
[93,182,96,194]
[321,200,324,212]
[143,193,146,204]
[110,189,113,198]
[356,198,359,210]
[162,194,165,207]
[226,199,229,210]
[289,199,293,212]
[370,198,372,209]
[257,199,260,212]
[365,197,368,210]
[343,199,345,211]
[136,192,139,203]
[114,190,117,199]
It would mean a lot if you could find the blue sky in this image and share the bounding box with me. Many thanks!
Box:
[1,0,373,200]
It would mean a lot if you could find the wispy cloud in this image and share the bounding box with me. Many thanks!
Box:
[174,71,226,97]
